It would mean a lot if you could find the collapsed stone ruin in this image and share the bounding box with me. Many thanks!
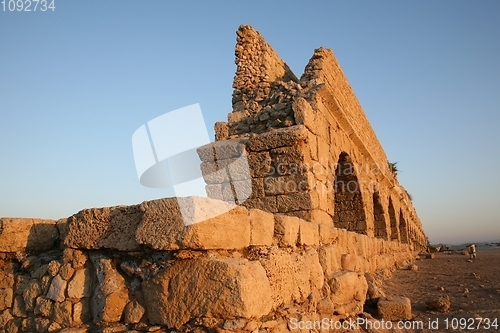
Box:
[0,25,427,332]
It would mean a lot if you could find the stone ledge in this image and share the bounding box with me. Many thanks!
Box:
[0,218,58,253]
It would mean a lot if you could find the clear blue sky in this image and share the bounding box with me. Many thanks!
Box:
[1,1,499,244]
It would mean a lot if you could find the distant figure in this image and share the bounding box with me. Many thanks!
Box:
[468,244,477,259]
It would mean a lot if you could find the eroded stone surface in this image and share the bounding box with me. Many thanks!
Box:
[142,257,272,328]
[0,218,58,253]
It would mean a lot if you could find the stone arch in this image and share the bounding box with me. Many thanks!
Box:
[372,192,388,240]
[388,197,399,241]
[399,210,409,244]
[333,152,367,234]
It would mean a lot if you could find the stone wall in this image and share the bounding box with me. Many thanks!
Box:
[210,25,427,251]
[0,200,417,332]
[0,25,429,333]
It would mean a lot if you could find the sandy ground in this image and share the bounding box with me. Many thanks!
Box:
[378,247,500,332]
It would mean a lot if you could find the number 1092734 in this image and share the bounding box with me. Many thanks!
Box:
[1,0,55,11]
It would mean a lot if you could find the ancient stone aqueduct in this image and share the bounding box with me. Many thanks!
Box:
[0,26,427,332]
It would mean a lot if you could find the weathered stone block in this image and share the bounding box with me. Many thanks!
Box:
[259,247,323,310]
[123,301,145,324]
[142,258,272,329]
[64,205,142,251]
[247,125,307,152]
[312,209,333,226]
[277,192,313,213]
[247,151,272,178]
[136,197,250,250]
[214,121,229,141]
[242,197,278,213]
[249,209,274,246]
[318,245,342,279]
[0,288,13,311]
[274,214,300,247]
[0,218,58,253]
[377,296,412,321]
[318,224,337,244]
[197,139,246,161]
[46,274,67,302]
[341,253,359,272]
[34,296,53,317]
[53,300,72,326]
[22,279,42,311]
[328,271,368,314]
[292,97,316,131]
[298,220,319,246]
[67,267,92,299]
[90,255,128,324]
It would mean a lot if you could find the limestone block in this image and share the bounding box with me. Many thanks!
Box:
[317,245,342,278]
[312,210,333,226]
[249,209,274,246]
[0,309,14,330]
[64,204,142,251]
[200,161,230,183]
[292,97,316,131]
[63,248,87,270]
[12,296,27,318]
[0,270,15,289]
[53,300,72,326]
[56,218,69,246]
[274,214,300,247]
[72,298,91,326]
[90,255,129,323]
[318,224,337,244]
[197,139,246,161]
[67,267,92,299]
[0,288,13,311]
[46,274,67,302]
[35,317,50,332]
[249,178,265,199]
[123,301,145,324]
[377,297,412,321]
[242,196,278,213]
[47,260,61,277]
[34,296,53,317]
[328,271,368,314]
[298,220,319,246]
[136,197,250,250]
[22,279,42,311]
[0,218,58,253]
[341,253,358,272]
[246,125,307,152]
[205,184,224,200]
[214,121,229,141]
[247,151,272,178]
[142,257,272,329]
[259,247,323,309]
[59,263,75,281]
[277,192,313,213]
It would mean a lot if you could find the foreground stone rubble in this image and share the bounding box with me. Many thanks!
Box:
[0,25,428,332]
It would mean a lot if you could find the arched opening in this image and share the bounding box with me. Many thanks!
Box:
[333,152,367,234]
[373,192,388,240]
[399,210,409,244]
[388,197,399,241]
